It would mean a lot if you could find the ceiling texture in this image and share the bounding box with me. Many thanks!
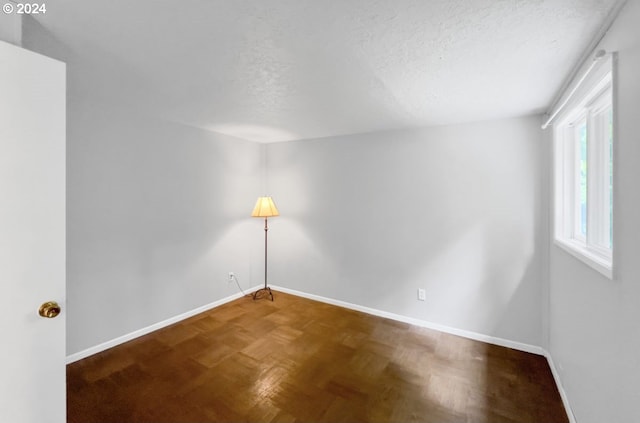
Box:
[31,0,623,142]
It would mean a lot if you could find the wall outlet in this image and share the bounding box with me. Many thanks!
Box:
[228,272,235,283]
[417,288,426,301]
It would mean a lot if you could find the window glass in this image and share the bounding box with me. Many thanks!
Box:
[578,122,588,238]
[608,108,613,249]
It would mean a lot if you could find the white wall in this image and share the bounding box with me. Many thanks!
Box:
[548,1,640,422]
[64,102,262,355]
[0,12,21,46]
[22,20,263,356]
[267,116,547,347]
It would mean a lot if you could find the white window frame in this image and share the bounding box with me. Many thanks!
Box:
[553,68,613,279]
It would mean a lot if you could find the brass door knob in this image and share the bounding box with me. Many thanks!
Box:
[38,301,61,318]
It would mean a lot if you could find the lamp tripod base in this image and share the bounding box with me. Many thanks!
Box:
[252,286,274,301]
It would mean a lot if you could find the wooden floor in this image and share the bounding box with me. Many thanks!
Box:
[67,291,568,423]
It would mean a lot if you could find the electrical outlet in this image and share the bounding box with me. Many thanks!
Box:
[417,288,426,301]
[228,272,235,283]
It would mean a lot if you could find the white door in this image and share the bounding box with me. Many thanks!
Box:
[0,41,66,422]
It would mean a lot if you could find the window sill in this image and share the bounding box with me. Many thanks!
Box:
[554,238,613,280]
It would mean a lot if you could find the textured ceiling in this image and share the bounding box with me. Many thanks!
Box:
[31,0,621,142]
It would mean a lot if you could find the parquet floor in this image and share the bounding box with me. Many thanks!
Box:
[67,291,568,423]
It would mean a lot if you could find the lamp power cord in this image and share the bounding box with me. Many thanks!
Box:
[230,273,251,298]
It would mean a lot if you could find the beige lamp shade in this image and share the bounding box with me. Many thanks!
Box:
[251,196,280,217]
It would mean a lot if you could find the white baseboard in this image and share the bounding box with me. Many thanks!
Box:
[271,285,545,356]
[544,350,578,423]
[65,286,261,364]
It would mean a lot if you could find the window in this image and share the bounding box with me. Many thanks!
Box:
[554,67,613,279]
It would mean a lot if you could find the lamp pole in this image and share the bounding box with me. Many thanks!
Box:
[263,217,269,289]
[253,216,273,301]
[251,196,278,301]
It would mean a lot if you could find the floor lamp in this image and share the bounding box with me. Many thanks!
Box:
[251,196,279,301]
